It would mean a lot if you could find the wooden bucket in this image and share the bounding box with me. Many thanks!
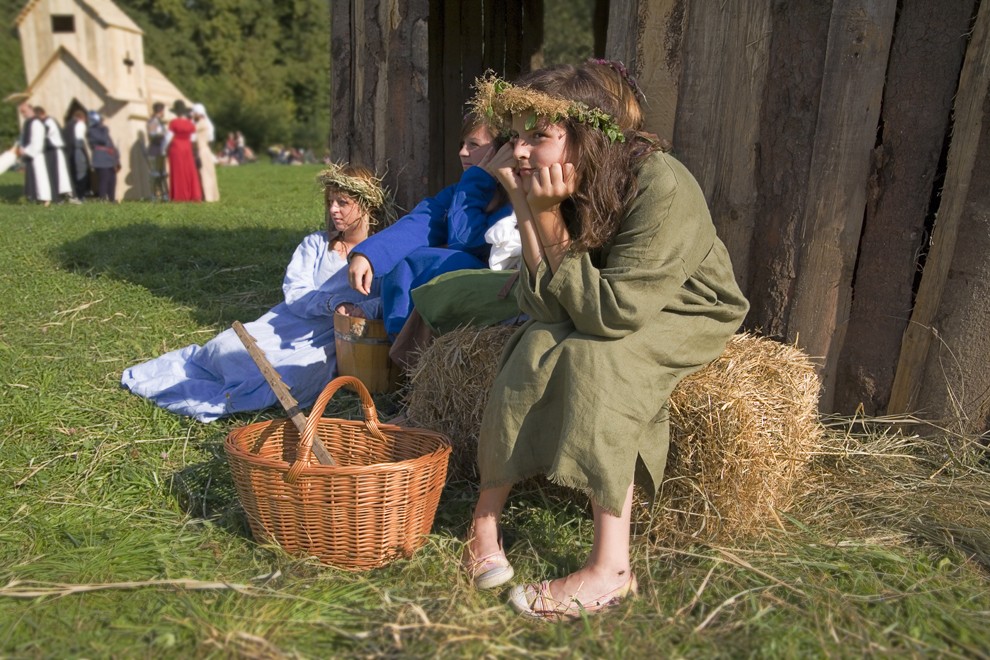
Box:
[333,312,399,393]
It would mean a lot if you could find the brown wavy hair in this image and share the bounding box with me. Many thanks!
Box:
[322,164,393,241]
[512,62,660,250]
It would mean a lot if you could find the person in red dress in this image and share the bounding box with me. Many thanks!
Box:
[167,100,203,202]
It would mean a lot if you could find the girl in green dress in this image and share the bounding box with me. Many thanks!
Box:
[462,61,749,620]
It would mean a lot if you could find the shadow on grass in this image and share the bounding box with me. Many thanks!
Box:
[0,181,24,203]
[170,442,254,540]
[54,222,304,325]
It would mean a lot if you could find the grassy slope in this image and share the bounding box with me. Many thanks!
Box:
[0,165,988,658]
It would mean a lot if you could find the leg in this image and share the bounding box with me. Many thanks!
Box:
[463,484,514,589]
[468,484,512,558]
[509,483,637,618]
[560,482,634,597]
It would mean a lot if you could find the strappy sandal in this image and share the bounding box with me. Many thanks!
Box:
[461,530,514,590]
[508,573,638,620]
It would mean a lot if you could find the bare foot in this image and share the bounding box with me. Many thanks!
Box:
[547,565,632,605]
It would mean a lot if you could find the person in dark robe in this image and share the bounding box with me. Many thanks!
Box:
[64,109,91,199]
[86,111,119,202]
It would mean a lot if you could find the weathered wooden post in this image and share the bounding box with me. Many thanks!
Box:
[888,0,990,433]
[330,0,431,211]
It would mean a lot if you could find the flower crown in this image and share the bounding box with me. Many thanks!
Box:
[587,58,645,101]
[469,71,626,144]
[316,162,396,227]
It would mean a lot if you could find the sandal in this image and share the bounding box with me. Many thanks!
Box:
[508,572,638,620]
[462,530,514,590]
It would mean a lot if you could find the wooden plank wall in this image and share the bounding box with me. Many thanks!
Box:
[428,0,543,192]
[330,0,431,212]
[889,0,990,426]
[835,1,976,414]
[630,0,987,425]
[330,0,989,429]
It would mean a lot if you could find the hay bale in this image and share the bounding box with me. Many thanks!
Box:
[645,333,823,544]
[404,328,823,544]
[404,324,518,479]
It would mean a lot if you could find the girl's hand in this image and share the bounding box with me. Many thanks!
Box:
[475,142,498,169]
[484,143,522,194]
[527,162,576,213]
[347,254,374,295]
[335,303,366,318]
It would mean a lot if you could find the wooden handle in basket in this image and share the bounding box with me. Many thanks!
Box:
[285,376,389,483]
[232,321,336,466]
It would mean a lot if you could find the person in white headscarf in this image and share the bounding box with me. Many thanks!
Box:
[15,102,52,205]
[35,106,79,203]
[190,102,219,202]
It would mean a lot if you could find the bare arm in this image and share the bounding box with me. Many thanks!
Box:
[526,163,577,274]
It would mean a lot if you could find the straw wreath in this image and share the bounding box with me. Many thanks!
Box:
[316,162,397,226]
[470,71,626,143]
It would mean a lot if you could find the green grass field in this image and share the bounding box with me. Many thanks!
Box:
[1,165,988,658]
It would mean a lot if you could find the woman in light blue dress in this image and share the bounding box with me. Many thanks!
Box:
[121,164,393,422]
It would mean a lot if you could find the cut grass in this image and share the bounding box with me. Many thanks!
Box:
[1,165,989,658]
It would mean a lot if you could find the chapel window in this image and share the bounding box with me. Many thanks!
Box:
[52,15,75,33]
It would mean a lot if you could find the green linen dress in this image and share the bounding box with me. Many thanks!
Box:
[477,151,749,515]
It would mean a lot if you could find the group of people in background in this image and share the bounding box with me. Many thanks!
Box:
[217,131,254,166]
[145,100,220,203]
[13,102,101,206]
[8,98,223,205]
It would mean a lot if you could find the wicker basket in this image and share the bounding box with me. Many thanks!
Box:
[224,375,451,570]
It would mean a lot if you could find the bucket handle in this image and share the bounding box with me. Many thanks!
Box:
[285,376,388,483]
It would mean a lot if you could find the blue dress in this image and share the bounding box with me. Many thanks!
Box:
[121,232,380,422]
[350,166,512,336]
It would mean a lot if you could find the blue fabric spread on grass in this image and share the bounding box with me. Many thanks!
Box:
[351,166,511,336]
[120,231,381,423]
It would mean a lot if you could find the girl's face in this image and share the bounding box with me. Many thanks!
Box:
[458,126,495,171]
[326,191,368,235]
[509,114,569,181]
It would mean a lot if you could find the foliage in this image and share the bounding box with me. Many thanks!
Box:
[542,0,597,66]
[0,0,600,154]
[0,0,330,153]
[120,0,331,153]
[0,164,989,658]
[0,0,27,148]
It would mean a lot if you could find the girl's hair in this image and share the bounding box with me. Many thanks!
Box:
[513,61,659,250]
[322,164,391,240]
[461,111,492,142]
[461,110,508,211]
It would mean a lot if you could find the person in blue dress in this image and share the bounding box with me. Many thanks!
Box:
[120,163,394,422]
[343,114,513,336]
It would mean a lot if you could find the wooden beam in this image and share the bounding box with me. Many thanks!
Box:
[834,0,976,415]
[888,0,990,415]
[785,0,897,410]
[381,0,431,208]
[673,0,772,292]
[330,0,353,160]
[627,0,686,142]
[605,0,643,74]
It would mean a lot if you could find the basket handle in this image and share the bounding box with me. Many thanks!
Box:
[286,376,388,482]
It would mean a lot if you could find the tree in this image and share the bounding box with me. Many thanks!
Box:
[1,0,331,155]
